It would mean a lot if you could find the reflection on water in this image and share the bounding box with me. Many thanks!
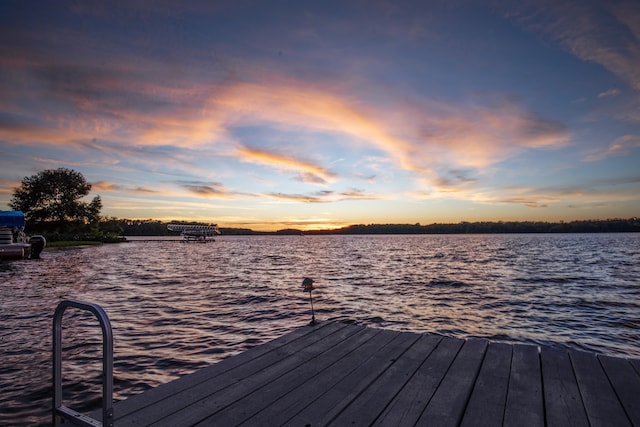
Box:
[1,233,639,425]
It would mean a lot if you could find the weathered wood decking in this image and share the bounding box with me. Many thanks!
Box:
[92,321,639,426]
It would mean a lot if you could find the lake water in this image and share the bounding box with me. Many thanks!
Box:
[1,233,639,426]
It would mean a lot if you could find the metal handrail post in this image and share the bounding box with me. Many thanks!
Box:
[53,300,114,427]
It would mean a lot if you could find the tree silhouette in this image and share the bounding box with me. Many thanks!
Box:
[9,168,102,233]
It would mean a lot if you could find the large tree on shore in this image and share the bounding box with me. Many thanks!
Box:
[9,168,102,233]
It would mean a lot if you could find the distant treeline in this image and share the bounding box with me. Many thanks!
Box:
[307,218,640,234]
[119,218,640,236]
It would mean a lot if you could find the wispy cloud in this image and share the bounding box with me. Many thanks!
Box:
[583,134,640,161]
[209,81,569,191]
[91,181,124,192]
[176,180,231,198]
[0,179,19,196]
[265,192,328,203]
[234,146,337,185]
[338,188,380,200]
[207,80,418,170]
[1,28,571,197]
[395,96,570,189]
[264,187,379,203]
[92,181,160,194]
[503,1,640,90]
[598,88,622,98]
[462,175,640,210]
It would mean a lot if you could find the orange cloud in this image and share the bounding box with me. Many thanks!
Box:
[91,181,120,191]
[207,81,569,189]
[0,48,570,196]
[91,181,159,194]
[207,81,418,168]
[0,179,19,196]
[265,192,328,203]
[262,187,381,203]
[234,146,336,184]
[338,188,379,200]
[0,120,92,148]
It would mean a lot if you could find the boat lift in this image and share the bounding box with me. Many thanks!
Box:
[167,224,221,242]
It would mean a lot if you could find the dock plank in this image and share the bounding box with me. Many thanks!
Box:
[109,320,344,420]
[329,333,442,426]
[286,331,418,426]
[372,336,463,426]
[570,349,632,427]
[503,344,544,427]
[202,325,383,425]
[66,321,640,427]
[460,342,512,427]
[540,346,588,427]
[115,321,356,427]
[238,327,398,426]
[598,354,640,426]
[415,338,488,427]
[150,322,365,427]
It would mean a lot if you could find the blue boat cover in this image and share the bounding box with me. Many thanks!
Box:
[0,211,26,227]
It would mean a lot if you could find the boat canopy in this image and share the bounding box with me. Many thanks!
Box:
[167,224,220,235]
[0,211,26,228]
[167,223,220,241]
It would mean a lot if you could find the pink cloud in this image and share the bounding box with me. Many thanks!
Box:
[584,134,640,161]
[206,81,569,188]
[92,181,159,194]
[0,39,570,195]
[598,88,621,98]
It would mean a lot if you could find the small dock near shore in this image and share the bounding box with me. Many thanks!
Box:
[87,321,639,426]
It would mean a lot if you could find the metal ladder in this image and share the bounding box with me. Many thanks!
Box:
[53,300,114,427]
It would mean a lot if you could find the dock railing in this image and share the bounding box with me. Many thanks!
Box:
[53,300,114,427]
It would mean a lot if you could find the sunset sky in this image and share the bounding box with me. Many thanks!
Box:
[1,1,639,230]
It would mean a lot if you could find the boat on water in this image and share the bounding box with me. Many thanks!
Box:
[167,223,221,242]
[0,211,46,260]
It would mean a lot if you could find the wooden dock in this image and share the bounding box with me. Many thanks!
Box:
[87,321,639,426]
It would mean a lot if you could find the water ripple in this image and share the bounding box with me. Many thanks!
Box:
[1,233,639,425]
